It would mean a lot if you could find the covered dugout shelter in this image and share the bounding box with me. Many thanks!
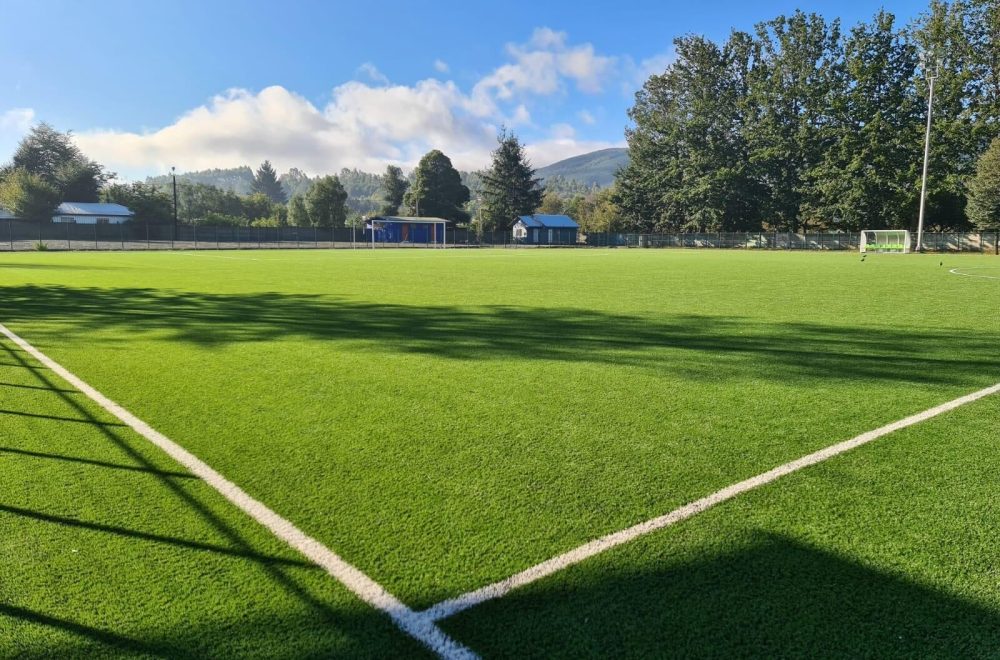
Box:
[367,216,449,247]
[512,214,579,245]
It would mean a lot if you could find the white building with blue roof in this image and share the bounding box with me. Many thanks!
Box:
[512,214,579,245]
[52,202,135,225]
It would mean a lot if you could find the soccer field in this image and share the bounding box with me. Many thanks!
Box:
[2,248,999,657]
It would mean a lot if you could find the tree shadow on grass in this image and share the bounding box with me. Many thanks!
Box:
[0,340,427,658]
[0,284,996,386]
[443,531,1000,658]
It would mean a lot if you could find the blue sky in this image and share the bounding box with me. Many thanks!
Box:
[0,0,929,177]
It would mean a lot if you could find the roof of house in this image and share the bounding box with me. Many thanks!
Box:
[370,216,450,224]
[516,214,579,229]
[55,202,134,217]
[0,207,15,220]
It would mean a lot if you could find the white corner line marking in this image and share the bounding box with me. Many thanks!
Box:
[422,380,1000,622]
[0,322,476,660]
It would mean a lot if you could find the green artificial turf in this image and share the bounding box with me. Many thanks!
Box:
[0,336,429,658]
[1,248,997,656]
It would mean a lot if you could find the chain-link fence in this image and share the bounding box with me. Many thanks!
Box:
[0,222,526,251]
[1,221,998,253]
[585,231,1000,253]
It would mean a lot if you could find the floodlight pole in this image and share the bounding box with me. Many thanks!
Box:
[916,59,940,253]
[171,166,179,248]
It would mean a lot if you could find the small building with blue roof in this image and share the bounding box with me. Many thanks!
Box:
[512,214,579,245]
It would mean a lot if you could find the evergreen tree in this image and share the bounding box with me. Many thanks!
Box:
[967,137,1000,230]
[379,164,409,215]
[306,175,348,227]
[288,194,310,227]
[9,122,109,202]
[748,11,843,231]
[479,129,544,230]
[910,0,981,229]
[615,31,765,232]
[251,160,286,204]
[403,150,470,222]
[808,11,921,230]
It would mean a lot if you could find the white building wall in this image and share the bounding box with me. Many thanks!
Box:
[52,215,130,225]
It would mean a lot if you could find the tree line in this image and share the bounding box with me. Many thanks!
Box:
[4,0,999,237]
[613,1,1000,233]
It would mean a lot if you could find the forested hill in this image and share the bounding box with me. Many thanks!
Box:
[146,147,629,203]
[535,148,629,187]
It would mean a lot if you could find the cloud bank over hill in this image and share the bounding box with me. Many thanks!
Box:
[67,28,642,178]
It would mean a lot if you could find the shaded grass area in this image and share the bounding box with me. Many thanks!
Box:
[443,395,1000,657]
[0,249,997,612]
[0,284,995,387]
[0,338,429,658]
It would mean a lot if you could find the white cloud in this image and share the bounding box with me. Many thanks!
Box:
[71,29,624,178]
[578,110,596,125]
[550,123,576,140]
[473,28,615,106]
[357,62,389,85]
[433,59,450,74]
[0,108,35,160]
[1,108,35,133]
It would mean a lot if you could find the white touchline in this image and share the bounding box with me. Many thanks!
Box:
[949,267,1000,280]
[421,380,1000,622]
[0,322,477,660]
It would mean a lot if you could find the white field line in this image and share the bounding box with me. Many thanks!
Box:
[422,380,1000,622]
[949,267,1000,280]
[0,322,476,660]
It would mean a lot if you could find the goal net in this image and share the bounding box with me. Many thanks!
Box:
[860,230,911,254]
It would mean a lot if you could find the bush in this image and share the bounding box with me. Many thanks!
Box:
[33,241,48,251]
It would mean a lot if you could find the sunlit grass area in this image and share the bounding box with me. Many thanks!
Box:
[2,248,998,656]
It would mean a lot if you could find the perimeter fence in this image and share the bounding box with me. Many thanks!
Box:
[1,221,997,253]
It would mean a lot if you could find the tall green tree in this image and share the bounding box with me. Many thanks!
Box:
[967,137,1000,230]
[379,164,409,215]
[0,169,61,223]
[748,11,843,231]
[615,31,765,232]
[403,150,470,221]
[9,123,110,201]
[808,11,922,230]
[910,0,981,229]
[251,160,286,204]
[288,195,310,226]
[479,129,545,229]
[306,175,348,227]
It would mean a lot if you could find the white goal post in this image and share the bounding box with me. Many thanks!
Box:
[860,230,912,254]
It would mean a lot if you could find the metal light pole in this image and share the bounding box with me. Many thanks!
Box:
[916,55,941,253]
[171,166,179,247]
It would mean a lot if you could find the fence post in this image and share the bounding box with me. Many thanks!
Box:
[66,222,71,251]
[194,224,198,249]
[216,226,220,250]
[120,223,124,250]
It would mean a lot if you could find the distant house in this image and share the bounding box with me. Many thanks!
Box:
[368,216,449,244]
[513,214,579,245]
[0,207,16,221]
[52,202,134,225]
